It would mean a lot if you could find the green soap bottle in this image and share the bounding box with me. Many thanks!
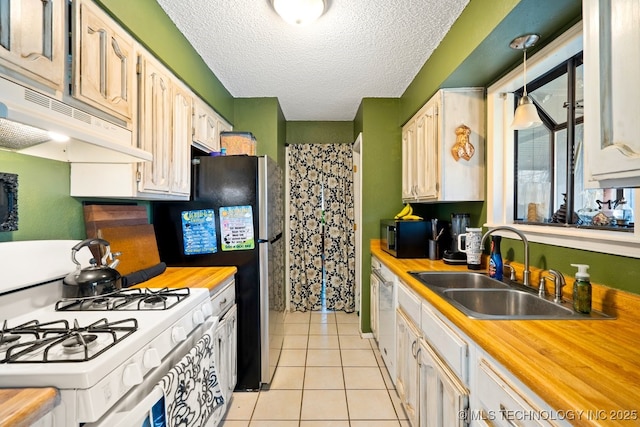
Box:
[571,263,592,314]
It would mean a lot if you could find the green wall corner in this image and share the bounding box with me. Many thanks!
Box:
[0,152,84,242]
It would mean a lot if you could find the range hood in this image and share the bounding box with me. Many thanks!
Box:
[0,76,152,163]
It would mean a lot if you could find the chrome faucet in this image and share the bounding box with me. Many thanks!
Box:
[546,269,567,303]
[481,226,531,287]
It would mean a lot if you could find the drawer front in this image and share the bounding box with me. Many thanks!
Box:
[421,302,468,384]
[397,281,421,325]
[477,358,557,427]
[210,279,236,317]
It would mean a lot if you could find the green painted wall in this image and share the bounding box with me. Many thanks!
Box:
[357,98,402,332]
[0,152,84,242]
[286,122,354,145]
[96,0,234,122]
[401,0,581,124]
[233,98,284,166]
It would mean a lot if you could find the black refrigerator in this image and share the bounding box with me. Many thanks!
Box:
[152,155,285,391]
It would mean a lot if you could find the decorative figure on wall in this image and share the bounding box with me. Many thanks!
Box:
[451,124,475,161]
[0,172,18,232]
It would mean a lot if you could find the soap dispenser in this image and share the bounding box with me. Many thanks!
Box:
[570,264,592,314]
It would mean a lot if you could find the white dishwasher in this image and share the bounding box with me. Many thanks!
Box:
[371,257,397,381]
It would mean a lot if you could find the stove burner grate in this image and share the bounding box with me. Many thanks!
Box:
[54,287,191,312]
[0,318,138,363]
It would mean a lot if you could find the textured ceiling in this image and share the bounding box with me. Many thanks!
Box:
[156,0,469,121]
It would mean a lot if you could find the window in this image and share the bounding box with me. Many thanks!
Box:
[512,52,634,231]
[486,22,640,258]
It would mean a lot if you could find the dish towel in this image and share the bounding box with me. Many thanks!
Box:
[159,325,225,427]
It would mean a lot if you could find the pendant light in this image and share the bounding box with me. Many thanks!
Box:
[272,0,325,25]
[510,34,542,130]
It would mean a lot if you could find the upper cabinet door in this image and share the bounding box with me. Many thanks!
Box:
[584,0,640,187]
[72,0,135,125]
[416,102,439,200]
[402,119,417,201]
[138,53,172,194]
[193,98,220,152]
[0,0,65,92]
[171,82,192,196]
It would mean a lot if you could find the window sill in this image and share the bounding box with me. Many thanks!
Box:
[484,222,640,258]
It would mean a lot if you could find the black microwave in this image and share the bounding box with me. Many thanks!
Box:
[380,219,428,258]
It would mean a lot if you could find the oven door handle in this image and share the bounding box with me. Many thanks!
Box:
[106,386,165,427]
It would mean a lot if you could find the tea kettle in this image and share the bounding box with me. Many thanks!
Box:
[62,238,122,298]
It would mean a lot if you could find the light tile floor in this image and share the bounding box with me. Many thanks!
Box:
[221,311,409,427]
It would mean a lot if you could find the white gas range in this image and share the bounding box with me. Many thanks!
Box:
[0,240,224,427]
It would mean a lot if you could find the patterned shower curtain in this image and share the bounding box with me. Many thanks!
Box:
[288,144,355,312]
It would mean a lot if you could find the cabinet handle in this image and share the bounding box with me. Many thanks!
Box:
[411,340,417,358]
[499,404,521,427]
[220,298,227,305]
[416,346,422,366]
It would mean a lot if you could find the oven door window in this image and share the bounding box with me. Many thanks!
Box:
[142,395,167,427]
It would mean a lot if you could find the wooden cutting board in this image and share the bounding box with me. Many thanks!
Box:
[84,205,149,238]
[97,224,161,276]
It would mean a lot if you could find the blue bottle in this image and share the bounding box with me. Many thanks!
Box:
[489,235,503,280]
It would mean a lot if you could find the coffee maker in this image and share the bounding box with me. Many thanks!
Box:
[443,213,470,264]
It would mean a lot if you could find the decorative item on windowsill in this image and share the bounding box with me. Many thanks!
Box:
[451,124,475,161]
[551,193,579,224]
[509,34,543,130]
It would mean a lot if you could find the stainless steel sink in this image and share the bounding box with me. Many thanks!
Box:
[442,289,579,319]
[409,271,612,320]
[409,271,510,290]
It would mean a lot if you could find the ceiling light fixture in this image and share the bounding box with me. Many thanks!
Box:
[510,34,542,130]
[272,0,325,25]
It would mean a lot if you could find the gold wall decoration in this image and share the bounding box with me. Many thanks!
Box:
[451,124,474,161]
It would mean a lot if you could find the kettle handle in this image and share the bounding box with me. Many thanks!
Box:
[71,238,111,267]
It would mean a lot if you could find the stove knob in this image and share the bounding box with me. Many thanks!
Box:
[122,363,143,386]
[192,310,205,325]
[171,326,187,343]
[143,348,161,369]
[201,302,213,318]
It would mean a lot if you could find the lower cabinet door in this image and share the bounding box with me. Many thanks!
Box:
[419,340,469,427]
[396,308,420,427]
[224,304,238,395]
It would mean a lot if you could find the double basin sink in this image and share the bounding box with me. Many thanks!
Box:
[409,272,611,320]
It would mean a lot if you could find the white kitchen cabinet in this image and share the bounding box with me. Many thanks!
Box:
[476,356,563,427]
[402,101,438,201]
[0,0,65,92]
[583,0,640,188]
[419,339,469,427]
[70,51,192,200]
[167,81,192,196]
[396,308,421,427]
[72,0,136,125]
[137,52,172,194]
[192,98,232,153]
[402,88,485,203]
[421,302,469,384]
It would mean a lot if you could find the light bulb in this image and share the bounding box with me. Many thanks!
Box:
[273,0,325,25]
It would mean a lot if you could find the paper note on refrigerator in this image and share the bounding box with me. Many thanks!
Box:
[181,209,218,255]
[220,206,255,251]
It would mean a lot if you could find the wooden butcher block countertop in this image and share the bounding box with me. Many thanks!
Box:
[132,266,237,293]
[0,266,236,426]
[0,388,59,427]
[371,240,640,427]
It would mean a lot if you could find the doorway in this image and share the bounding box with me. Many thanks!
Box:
[285,143,355,312]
